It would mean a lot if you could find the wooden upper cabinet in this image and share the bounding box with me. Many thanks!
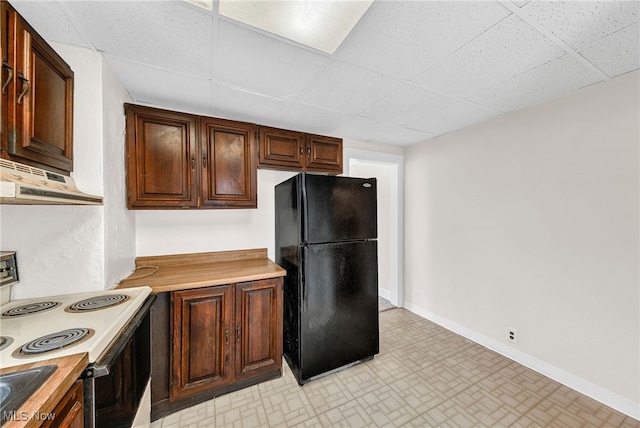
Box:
[125,104,257,209]
[1,1,74,174]
[1,1,8,152]
[125,104,197,209]
[200,118,257,208]
[305,134,343,173]
[258,126,343,174]
[258,126,305,170]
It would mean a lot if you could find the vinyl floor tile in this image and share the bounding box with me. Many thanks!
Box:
[152,308,638,428]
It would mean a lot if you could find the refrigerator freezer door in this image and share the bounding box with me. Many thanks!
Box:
[298,240,379,383]
[302,174,377,244]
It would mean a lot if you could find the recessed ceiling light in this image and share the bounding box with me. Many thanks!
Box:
[218,0,374,54]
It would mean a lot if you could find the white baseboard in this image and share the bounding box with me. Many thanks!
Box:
[378,288,391,301]
[403,302,640,421]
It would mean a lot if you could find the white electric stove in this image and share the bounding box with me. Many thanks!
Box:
[0,286,152,368]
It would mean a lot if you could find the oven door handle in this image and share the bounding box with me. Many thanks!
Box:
[82,294,156,379]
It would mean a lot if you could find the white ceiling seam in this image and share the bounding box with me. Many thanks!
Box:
[499,0,610,81]
[8,0,639,147]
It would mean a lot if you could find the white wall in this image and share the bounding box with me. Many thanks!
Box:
[135,141,404,264]
[101,53,137,288]
[135,169,297,259]
[0,44,135,299]
[404,71,639,418]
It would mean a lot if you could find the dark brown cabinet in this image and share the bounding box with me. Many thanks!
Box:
[258,126,343,174]
[125,104,257,209]
[1,0,74,175]
[125,105,197,208]
[234,279,283,382]
[171,284,233,400]
[152,277,283,419]
[41,380,84,428]
[200,117,257,208]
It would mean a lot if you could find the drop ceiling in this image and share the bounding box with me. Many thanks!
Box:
[11,0,639,147]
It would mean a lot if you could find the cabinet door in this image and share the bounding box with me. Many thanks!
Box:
[304,134,343,173]
[171,286,233,400]
[125,104,198,208]
[6,12,74,174]
[41,380,84,428]
[258,126,305,170]
[234,278,283,381]
[200,118,257,208]
[0,2,9,149]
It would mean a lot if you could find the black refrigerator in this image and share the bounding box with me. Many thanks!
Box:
[275,173,379,385]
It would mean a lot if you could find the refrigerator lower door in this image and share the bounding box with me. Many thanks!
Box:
[298,240,379,384]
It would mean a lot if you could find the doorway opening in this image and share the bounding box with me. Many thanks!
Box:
[345,152,403,308]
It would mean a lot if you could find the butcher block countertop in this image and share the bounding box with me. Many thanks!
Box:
[117,248,286,293]
[0,353,88,428]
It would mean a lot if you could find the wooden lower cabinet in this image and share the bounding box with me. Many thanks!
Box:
[41,380,84,428]
[151,277,283,420]
[234,280,283,382]
[171,285,233,400]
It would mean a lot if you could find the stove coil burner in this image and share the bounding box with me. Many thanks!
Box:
[65,294,130,313]
[1,301,61,318]
[13,328,94,357]
[0,336,13,352]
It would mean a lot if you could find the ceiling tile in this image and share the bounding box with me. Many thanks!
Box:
[67,1,213,78]
[297,60,404,115]
[409,101,500,135]
[335,1,511,80]
[361,84,457,126]
[469,54,604,113]
[522,1,639,51]
[333,116,400,143]
[371,127,438,147]
[279,104,352,136]
[209,82,291,125]
[107,55,212,114]
[10,1,89,48]
[215,19,329,99]
[414,15,567,99]
[579,23,639,78]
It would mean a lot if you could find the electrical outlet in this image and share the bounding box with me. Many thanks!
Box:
[507,327,518,344]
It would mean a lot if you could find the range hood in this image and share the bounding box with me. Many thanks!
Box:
[0,159,103,205]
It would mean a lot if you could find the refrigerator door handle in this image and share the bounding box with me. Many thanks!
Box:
[301,247,307,312]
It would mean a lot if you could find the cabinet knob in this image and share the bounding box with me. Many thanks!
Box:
[236,324,241,342]
[224,327,229,344]
[202,152,207,169]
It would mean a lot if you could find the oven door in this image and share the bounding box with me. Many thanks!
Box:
[82,295,155,428]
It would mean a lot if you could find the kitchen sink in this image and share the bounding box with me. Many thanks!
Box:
[0,365,57,425]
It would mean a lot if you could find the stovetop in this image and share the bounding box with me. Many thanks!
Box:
[0,286,152,368]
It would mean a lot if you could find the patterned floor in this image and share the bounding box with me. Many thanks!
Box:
[150,308,639,427]
[378,296,396,312]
